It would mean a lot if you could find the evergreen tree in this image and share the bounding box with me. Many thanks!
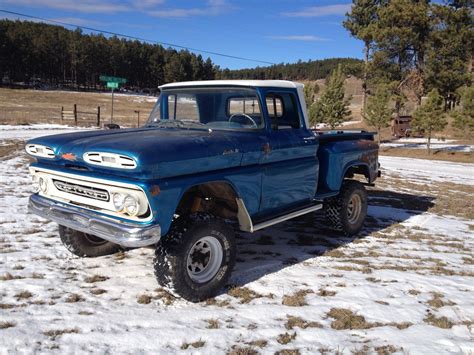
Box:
[363,85,393,144]
[425,3,473,109]
[343,0,379,111]
[452,86,474,134]
[373,0,431,106]
[312,65,352,128]
[411,89,447,154]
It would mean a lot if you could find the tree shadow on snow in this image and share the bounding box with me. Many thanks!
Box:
[226,189,435,290]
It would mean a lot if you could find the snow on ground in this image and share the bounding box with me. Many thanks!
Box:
[0,124,93,141]
[1,127,473,354]
[381,138,473,152]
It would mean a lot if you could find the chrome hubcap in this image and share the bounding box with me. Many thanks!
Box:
[83,233,108,246]
[186,236,223,284]
[347,193,362,225]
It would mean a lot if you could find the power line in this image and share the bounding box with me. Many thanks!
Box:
[0,9,276,66]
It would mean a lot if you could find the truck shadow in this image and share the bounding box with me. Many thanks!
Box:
[227,189,435,289]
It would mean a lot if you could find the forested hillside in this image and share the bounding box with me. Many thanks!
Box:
[219,58,364,81]
[0,20,217,89]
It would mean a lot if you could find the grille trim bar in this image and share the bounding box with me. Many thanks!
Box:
[53,179,109,202]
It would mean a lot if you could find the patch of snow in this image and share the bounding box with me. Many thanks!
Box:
[379,156,474,185]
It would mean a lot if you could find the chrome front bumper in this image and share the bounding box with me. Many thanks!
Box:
[28,194,161,247]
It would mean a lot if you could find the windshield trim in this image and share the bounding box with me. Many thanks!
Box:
[147,86,265,132]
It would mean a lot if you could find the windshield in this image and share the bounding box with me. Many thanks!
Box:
[147,87,263,130]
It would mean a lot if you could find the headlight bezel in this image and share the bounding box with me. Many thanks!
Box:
[25,144,56,159]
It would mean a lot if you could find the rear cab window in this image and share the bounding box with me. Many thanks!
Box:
[265,92,301,129]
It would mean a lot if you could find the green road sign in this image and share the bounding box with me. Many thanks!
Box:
[100,75,127,84]
[106,82,119,89]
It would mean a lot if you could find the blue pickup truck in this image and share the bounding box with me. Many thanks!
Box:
[26,80,379,301]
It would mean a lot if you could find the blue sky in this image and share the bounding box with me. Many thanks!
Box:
[0,0,364,69]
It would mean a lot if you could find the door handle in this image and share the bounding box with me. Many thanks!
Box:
[303,136,316,141]
[262,142,271,154]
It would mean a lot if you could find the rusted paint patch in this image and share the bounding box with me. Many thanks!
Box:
[150,185,161,196]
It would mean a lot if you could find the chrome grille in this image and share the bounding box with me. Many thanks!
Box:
[53,179,109,202]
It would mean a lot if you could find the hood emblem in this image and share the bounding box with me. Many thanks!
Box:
[61,153,77,161]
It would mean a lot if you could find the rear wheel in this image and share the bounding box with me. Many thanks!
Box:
[154,213,236,302]
[58,225,122,257]
[324,180,368,236]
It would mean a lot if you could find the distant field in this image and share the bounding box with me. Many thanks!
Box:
[0,88,157,127]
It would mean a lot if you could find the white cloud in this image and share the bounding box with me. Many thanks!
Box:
[1,0,131,13]
[284,4,351,18]
[267,35,330,42]
[150,0,232,18]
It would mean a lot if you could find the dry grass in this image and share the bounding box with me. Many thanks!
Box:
[90,289,107,295]
[228,287,263,304]
[137,294,152,305]
[43,327,80,340]
[14,290,33,300]
[246,339,267,348]
[379,147,473,164]
[275,349,301,355]
[277,332,297,345]
[318,288,337,297]
[327,308,380,330]
[426,292,456,309]
[227,346,258,355]
[285,315,323,330]
[375,345,398,355]
[65,293,84,303]
[84,275,109,283]
[0,272,24,281]
[0,321,16,329]
[424,313,454,329]
[0,88,156,127]
[206,319,219,329]
[282,289,313,307]
[180,340,205,350]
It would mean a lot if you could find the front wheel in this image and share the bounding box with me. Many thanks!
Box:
[324,180,368,236]
[153,213,236,302]
[58,225,122,257]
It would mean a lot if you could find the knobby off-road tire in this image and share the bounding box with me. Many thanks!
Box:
[58,225,122,257]
[324,180,368,236]
[154,212,236,302]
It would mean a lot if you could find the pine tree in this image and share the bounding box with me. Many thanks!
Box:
[363,85,393,144]
[453,86,474,134]
[343,0,379,111]
[411,89,447,154]
[425,3,473,109]
[312,65,352,128]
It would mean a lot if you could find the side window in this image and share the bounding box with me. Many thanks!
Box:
[266,96,283,118]
[228,97,261,115]
[266,93,301,129]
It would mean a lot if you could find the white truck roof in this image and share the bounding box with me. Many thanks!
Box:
[158,80,309,128]
[159,80,304,89]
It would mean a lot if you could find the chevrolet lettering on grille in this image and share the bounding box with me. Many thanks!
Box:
[53,180,109,201]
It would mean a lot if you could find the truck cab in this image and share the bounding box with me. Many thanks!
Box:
[26,80,379,302]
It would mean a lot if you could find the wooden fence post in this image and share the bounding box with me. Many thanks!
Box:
[97,106,101,127]
[73,104,78,126]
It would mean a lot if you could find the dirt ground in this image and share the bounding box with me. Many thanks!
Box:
[0,88,157,128]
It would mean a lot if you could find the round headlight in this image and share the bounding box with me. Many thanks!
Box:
[123,195,140,217]
[112,193,125,211]
[39,177,48,193]
[32,175,40,193]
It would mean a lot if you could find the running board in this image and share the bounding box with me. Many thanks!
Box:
[236,199,322,233]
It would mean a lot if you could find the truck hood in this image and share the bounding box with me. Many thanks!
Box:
[27,127,246,179]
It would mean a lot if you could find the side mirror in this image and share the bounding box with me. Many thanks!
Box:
[104,123,120,130]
